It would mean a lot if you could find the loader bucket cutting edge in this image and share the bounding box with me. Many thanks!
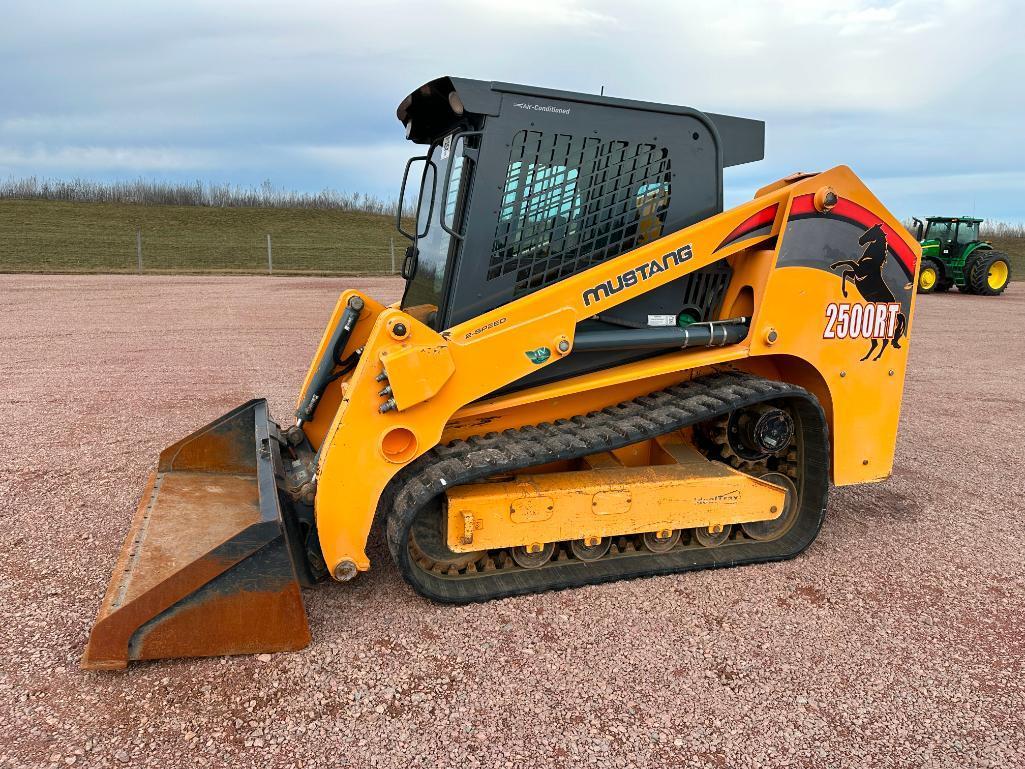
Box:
[82,400,311,670]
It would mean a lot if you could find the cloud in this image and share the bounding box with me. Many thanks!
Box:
[0,113,214,138]
[0,145,218,171]
[457,0,613,28]
[0,0,1022,219]
[870,171,1025,195]
[281,143,417,191]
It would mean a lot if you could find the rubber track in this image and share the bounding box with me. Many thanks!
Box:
[385,370,830,604]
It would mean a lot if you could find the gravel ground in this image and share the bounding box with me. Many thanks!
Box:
[1,274,1023,769]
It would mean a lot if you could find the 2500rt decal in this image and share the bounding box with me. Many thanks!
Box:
[827,224,908,361]
[823,302,901,340]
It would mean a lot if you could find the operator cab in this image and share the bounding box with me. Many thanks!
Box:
[394,76,765,387]
[920,216,982,248]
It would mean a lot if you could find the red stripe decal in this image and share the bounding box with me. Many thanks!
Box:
[789,193,815,217]
[717,203,778,250]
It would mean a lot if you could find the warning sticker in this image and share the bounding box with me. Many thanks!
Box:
[647,315,677,327]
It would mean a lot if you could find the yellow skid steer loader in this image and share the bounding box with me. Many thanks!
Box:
[83,77,920,669]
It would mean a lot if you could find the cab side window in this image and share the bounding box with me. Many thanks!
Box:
[488,130,672,297]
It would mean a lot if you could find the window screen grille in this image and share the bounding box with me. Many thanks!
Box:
[489,130,672,296]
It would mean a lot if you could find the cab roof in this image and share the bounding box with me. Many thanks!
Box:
[396,75,765,168]
[926,216,984,223]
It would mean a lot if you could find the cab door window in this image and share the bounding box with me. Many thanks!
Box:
[400,133,477,317]
[956,222,979,244]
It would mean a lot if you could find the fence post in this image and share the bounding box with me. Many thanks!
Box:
[390,237,395,274]
[136,230,142,274]
[267,234,273,274]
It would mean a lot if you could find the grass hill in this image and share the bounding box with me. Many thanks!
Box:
[0,199,401,274]
[0,195,1021,278]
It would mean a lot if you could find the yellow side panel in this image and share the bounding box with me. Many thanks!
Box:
[749,267,909,483]
[445,441,786,552]
[746,167,919,484]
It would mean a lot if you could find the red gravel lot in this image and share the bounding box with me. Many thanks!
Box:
[1,275,1023,769]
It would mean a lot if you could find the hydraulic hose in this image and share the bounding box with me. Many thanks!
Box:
[295,295,364,423]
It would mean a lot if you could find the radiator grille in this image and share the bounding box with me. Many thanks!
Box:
[489,131,672,297]
[682,262,732,320]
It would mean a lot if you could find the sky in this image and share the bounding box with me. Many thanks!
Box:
[1,0,1023,221]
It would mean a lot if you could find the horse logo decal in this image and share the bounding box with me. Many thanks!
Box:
[828,224,908,362]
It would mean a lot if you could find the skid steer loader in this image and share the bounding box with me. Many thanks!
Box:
[83,77,920,669]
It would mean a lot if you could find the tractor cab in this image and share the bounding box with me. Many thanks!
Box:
[912,216,1010,295]
[914,216,982,255]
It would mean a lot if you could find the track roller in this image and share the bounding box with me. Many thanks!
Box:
[693,524,732,547]
[570,537,612,562]
[511,543,555,569]
[642,529,682,553]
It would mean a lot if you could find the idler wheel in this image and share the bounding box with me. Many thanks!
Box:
[409,504,485,570]
[741,472,799,542]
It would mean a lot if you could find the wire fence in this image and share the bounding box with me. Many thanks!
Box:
[0,197,407,274]
[0,229,400,274]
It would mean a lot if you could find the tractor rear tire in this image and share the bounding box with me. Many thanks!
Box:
[918,257,942,294]
[968,252,1012,296]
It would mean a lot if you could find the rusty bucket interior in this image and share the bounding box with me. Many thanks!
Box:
[83,400,310,670]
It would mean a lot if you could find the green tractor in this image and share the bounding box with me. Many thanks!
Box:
[913,216,1011,296]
